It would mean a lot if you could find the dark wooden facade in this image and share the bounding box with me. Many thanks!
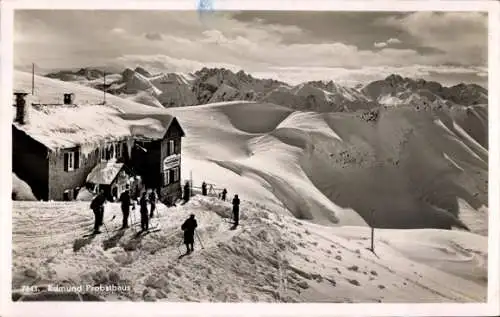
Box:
[129,118,184,205]
[160,118,183,205]
[12,117,185,203]
[12,127,49,200]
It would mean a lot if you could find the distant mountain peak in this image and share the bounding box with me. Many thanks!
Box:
[385,74,405,82]
[134,66,152,78]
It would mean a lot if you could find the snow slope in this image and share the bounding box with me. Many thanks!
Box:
[12,197,487,302]
[167,102,487,233]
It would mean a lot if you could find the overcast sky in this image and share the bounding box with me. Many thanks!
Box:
[14,10,488,87]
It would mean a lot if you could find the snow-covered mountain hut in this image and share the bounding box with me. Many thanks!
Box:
[12,92,186,204]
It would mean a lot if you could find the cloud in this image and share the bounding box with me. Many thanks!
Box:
[14,11,488,87]
[387,38,402,44]
[374,42,388,48]
[377,12,487,65]
[374,37,402,48]
[112,54,241,74]
[144,32,163,41]
[109,53,487,88]
[111,28,126,34]
[257,64,487,87]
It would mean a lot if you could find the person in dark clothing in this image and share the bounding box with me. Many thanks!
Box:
[183,181,190,202]
[181,214,198,254]
[149,189,157,218]
[232,194,240,226]
[119,186,134,229]
[90,189,106,234]
[139,191,149,231]
[201,182,207,196]
[221,188,227,201]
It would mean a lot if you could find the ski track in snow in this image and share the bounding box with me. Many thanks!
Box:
[12,197,486,302]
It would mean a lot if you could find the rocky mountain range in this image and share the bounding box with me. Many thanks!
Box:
[44,67,488,112]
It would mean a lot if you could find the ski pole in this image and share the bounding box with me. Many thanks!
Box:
[129,211,135,232]
[177,239,184,256]
[102,215,116,239]
[195,230,204,249]
[131,207,137,232]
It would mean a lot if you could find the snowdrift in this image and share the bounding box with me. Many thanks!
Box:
[12,197,487,302]
[12,173,37,201]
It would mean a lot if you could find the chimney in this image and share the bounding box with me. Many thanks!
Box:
[14,92,29,124]
[63,93,74,105]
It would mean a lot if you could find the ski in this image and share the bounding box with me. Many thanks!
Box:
[82,232,100,238]
[147,227,162,233]
[178,252,193,259]
[134,225,162,238]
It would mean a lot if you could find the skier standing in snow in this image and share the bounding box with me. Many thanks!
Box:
[181,214,198,254]
[119,185,134,229]
[221,188,227,201]
[90,189,106,234]
[139,191,149,231]
[202,181,207,196]
[183,181,191,203]
[232,194,240,227]
[149,189,157,218]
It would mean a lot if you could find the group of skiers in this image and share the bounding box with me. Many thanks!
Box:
[90,181,242,254]
[90,185,157,235]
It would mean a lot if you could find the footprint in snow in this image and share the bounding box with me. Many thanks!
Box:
[346,278,360,286]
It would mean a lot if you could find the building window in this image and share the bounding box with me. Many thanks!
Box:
[64,151,79,172]
[68,152,74,171]
[169,140,175,155]
[163,170,170,186]
[173,166,180,182]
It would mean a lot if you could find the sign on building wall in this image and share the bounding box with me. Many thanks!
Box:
[163,154,180,170]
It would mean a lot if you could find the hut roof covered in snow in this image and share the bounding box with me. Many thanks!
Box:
[12,102,182,152]
[86,162,127,185]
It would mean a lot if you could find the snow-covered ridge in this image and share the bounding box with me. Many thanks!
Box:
[362,74,488,107]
